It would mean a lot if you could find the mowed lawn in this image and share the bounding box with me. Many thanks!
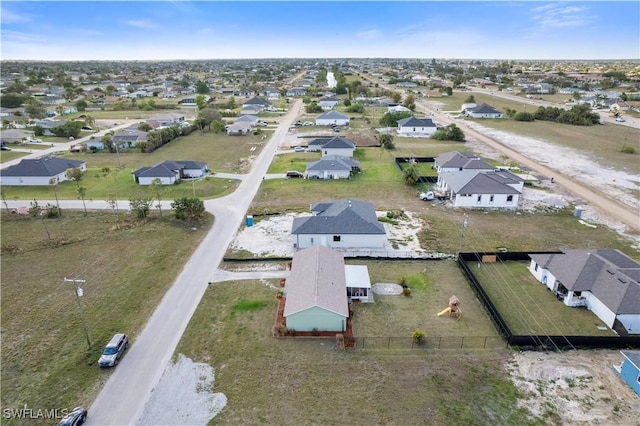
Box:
[469,260,616,336]
[0,211,212,420]
[0,129,269,201]
[175,279,535,425]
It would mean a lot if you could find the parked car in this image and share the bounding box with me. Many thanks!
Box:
[294,146,305,152]
[81,126,93,131]
[256,121,268,127]
[1,144,11,151]
[615,117,625,122]
[58,407,87,426]
[98,333,128,368]
[302,121,313,126]
[286,171,304,178]
[27,138,43,143]
[333,127,340,132]
[419,191,434,201]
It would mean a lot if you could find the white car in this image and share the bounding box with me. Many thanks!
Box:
[294,146,305,152]
[256,121,268,127]
[302,121,313,126]
[28,138,43,143]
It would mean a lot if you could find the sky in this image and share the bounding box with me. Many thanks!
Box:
[1,1,638,61]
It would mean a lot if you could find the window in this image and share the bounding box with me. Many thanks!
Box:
[489,195,494,204]
[476,195,482,204]
[534,264,538,271]
[310,238,314,244]
[507,195,513,204]
[333,235,341,242]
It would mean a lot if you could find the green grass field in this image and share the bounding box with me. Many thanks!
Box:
[0,211,212,421]
[469,260,616,336]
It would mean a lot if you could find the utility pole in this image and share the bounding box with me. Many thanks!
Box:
[458,213,468,260]
[63,277,91,350]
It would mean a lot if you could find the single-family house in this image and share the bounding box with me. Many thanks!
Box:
[113,129,148,149]
[434,151,494,174]
[307,136,356,157]
[132,160,208,185]
[146,113,185,126]
[318,96,341,110]
[240,104,264,116]
[528,249,640,335]
[226,122,252,135]
[291,199,386,250]
[286,87,306,97]
[396,116,437,137]
[0,156,86,186]
[243,97,274,111]
[615,351,640,396]
[234,115,259,126]
[33,119,67,136]
[315,111,350,127]
[306,155,360,180]
[438,169,523,209]
[283,245,349,332]
[0,129,32,144]
[466,103,503,119]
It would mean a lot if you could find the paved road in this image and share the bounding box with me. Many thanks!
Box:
[81,99,303,425]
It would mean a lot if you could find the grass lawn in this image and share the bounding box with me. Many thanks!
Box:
[175,279,538,425]
[469,260,616,336]
[0,211,213,421]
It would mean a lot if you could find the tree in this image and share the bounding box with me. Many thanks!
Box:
[195,80,210,94]
[33,125,45,136]
[514,112,535,122]
[197,108,221,131]
[305,102,322,113]
[0,189,9,212]
[106,192,121,227]
[391,92,402,104]
[402,161,420,186]
[431,124,465,142]
[129,194,153,219]
[52,121,83,138]
[444,87,453,96]
[377,133,395,149]
[464,95,476,103]
[77,187,88,216]
[75,99,88,111]
[171,197,206,221]
[65,167,84,185]
[0,93,27,108]
[195,94,208,110]
[49,177,62,216]
[403,94,416,111]
[28,200,51,240]
[150,178,164,217]
[138,122,152,132]
[84,115,95,128]
[379,111,412,127]
[105,85,116,96]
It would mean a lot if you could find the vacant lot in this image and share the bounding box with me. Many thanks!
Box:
[175,279,535,425]
[469,260,616,336]
[0,212,212,421]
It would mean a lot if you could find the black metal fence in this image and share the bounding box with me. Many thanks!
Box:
[394,157,438,184]
[349,336,506,350]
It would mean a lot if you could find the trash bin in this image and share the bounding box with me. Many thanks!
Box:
[246,215,254,227]
[573,207,583,218]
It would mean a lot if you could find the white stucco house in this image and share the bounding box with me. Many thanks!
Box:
[465,103,503,119]
[132,160,208,185]
[291,199,386,250]
[306,155,360,180]
[318,96,341,110]
[438,169,524,209]
[396,116,437,137]
[528,249,640,335]
[315,111,350,127]
[0,156,86,186]
[434,151,494,174]
[307,136,356,157]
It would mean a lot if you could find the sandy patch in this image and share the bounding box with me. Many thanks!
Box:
[507,350,640,425]
[372,283,404,295]
[137,354,227,425]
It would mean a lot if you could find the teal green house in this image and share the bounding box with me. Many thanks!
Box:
[284,245,349,332]
[616,350,640,396]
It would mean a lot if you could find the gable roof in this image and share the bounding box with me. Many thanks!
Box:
[529,249,640,314]
[316,111,349,120]
[291,199,385,235]
[234,115,259,123]
[319,136,356,149]
[283,245,349,318]
[397,117,436,127]
[132,160,206,178]
[0,156,85,177]
[435,151,494,170]
[319,96,340,102]
[243,96,272,106]
[444,170,523,195]
[306,155,360,172]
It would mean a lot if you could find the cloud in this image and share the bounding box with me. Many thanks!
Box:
[355,29,381,40]
[530,3,594,29]
[1,7,32,24]
[1,29,45,43]
[121,19,158,29]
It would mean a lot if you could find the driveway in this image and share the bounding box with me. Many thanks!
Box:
[84,99,303,425]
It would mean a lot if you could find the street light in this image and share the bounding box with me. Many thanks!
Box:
[63,277,91,350]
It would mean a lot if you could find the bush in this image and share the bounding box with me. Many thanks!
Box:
[412,329,425,345]
[621,145,636,154]
[514,112,535,122]
[403,287,412,297]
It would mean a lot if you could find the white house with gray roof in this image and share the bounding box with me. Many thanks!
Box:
[439,169,523,209]
[132,160,208,185]
[291,199,386,250]
[396,116,437,137]
[307,136,356,157]
[318,96,341,110]
[315,111,350,126]
[284,245,349,332]
[0,156,86,186]
[306,155,360,180]
[528,249,640,334]
[465,103,503,119]
[434,151,494,174]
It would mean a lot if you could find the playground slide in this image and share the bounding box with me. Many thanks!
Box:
[437,307,451,317]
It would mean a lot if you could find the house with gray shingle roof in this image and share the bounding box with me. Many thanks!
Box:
[307,136,356,157]
[306,155,360,180]
[132,160,208,185]
[438,169,523,209]
[284,245,349,332]
[434,151,494,173]
[318,95,341,110]
[397,116,437,137]
[0,156,86,186]
[465,103,503,119]
[291,199,386,250]
[528,249,640,335]
[315,111,349,126]
[243,96,274,111]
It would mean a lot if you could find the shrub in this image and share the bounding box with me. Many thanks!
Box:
[621,145,636,154]
[412,329,425,345]
[403,287,412,297]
